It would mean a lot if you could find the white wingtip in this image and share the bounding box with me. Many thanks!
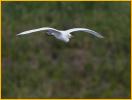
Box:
[16,34,21,36]
[98,35,104,38]
[16,32,27,36]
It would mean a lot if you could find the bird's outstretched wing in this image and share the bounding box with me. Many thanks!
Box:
[17,27,61,35]
[66,28,104,38]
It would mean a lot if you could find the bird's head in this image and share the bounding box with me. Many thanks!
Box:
[62,34,72,43]
[63,38,70,43]
[67,34,72,39]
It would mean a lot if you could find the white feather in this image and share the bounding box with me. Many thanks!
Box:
[17,27,104,43]
[66,28,104,38]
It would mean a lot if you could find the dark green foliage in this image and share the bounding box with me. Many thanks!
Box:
[2,1,130,98]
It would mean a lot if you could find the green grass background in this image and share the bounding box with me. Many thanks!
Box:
[2,1,130,98]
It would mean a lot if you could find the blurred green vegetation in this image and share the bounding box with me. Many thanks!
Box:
[2,2,130,98]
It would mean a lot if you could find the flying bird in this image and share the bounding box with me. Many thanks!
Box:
[17,27,104,42]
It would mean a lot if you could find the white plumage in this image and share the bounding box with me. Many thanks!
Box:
[17,27,104,42]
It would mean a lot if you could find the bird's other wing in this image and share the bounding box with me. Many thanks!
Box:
[17,27,61,36]
[66,28,104,38]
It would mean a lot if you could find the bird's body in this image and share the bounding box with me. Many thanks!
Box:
[53,31,71,42]
[17,27,104,42]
